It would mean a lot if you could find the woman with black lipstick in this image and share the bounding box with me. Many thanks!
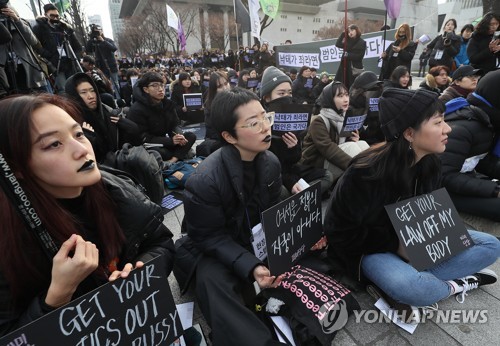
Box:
[0,94,175,336]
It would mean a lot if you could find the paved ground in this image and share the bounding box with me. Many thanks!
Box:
[164,76,500,345]
[163,201,500,346]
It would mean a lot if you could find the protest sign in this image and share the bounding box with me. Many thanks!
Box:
[246,78,260,89]
[385,188,474,271]
[262,182,323,275]
[0,255,183,346]
[182,93,203,111]
[274,29,399,74]
[339,113,367,137]
[266,103,313,137]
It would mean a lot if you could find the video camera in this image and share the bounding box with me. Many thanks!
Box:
[89,24,101,40]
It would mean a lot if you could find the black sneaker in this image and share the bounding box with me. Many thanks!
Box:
[451,268,497,303]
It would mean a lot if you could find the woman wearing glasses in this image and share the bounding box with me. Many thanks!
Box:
[178,87,284,345]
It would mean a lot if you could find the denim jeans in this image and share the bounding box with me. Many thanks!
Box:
[362,230,500,306]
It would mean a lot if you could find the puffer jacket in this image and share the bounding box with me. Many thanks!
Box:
[182,145,282,282]
[127,83,181,147]
[0,171,175,336]
[439,100,499,198]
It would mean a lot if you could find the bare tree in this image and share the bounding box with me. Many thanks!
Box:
[65,0,88,47]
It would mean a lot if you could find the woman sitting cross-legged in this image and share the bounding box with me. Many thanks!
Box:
[324,88,500,320]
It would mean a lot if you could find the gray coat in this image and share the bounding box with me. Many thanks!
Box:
[0,18,46,88]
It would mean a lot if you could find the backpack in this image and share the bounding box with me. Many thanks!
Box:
[105,143,165,204]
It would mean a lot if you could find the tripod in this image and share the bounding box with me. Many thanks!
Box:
[54,28,83,92]
[90,38,121,99]
[0,16,54,95]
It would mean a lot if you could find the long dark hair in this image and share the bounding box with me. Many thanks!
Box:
[205,71,228,110]
[475,12,500,35]
[0,94,125,311]
[352,98,445,197]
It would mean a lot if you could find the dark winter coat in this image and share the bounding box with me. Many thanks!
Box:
[427,32,461,71]
[440,99,500,198]
[324,160,440,281]
[467,31,500,74]
[32,16,82,73]
[292,76,315,104]
[0,171,175,336]
[182,145,282,281]
[85,37,118,75]
[379,40,417,80]
[64,73,139,161]
[127,83,182,149]
[334,32,367,88]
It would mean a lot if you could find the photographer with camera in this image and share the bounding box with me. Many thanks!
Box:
[427,18,461,72]
[0,1,50,95]
[32,3,82,93]
[85,24,120,99]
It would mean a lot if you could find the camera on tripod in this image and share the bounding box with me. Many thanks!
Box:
[89,24,101,40]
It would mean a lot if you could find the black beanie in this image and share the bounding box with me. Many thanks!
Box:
[474,69,500,110]
[260,66,292,98]
[379,88,439,141]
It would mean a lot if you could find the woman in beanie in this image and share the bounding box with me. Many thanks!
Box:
[260,66,334,198]
[419,65,451,95]
[324,88,499,319]
[312,72,331,101]
[301,81,369,183]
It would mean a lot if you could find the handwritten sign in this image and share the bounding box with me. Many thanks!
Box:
[385,188,474,271]
[267,103,313,137]
[182,93,203,111]
[339,114,367,137]
[262,183,323,275]
[0,255,183,346]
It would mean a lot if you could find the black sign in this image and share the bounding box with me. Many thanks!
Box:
[267,103,313,137]
[262,182,323,275]
[182,93,203,111]
[339,113,367,137]
[161,191,183,214]
[246,78,260,89]
[385,188,474,271]
[0,255,183,346]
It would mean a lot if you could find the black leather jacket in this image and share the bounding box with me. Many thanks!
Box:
[0,171,175,336]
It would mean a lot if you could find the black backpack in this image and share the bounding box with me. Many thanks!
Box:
[104,143,164,204]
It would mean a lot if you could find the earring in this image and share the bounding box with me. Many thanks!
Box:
[409,142,413,150]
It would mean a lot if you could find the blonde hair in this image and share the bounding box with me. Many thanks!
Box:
[395,23,412,50]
